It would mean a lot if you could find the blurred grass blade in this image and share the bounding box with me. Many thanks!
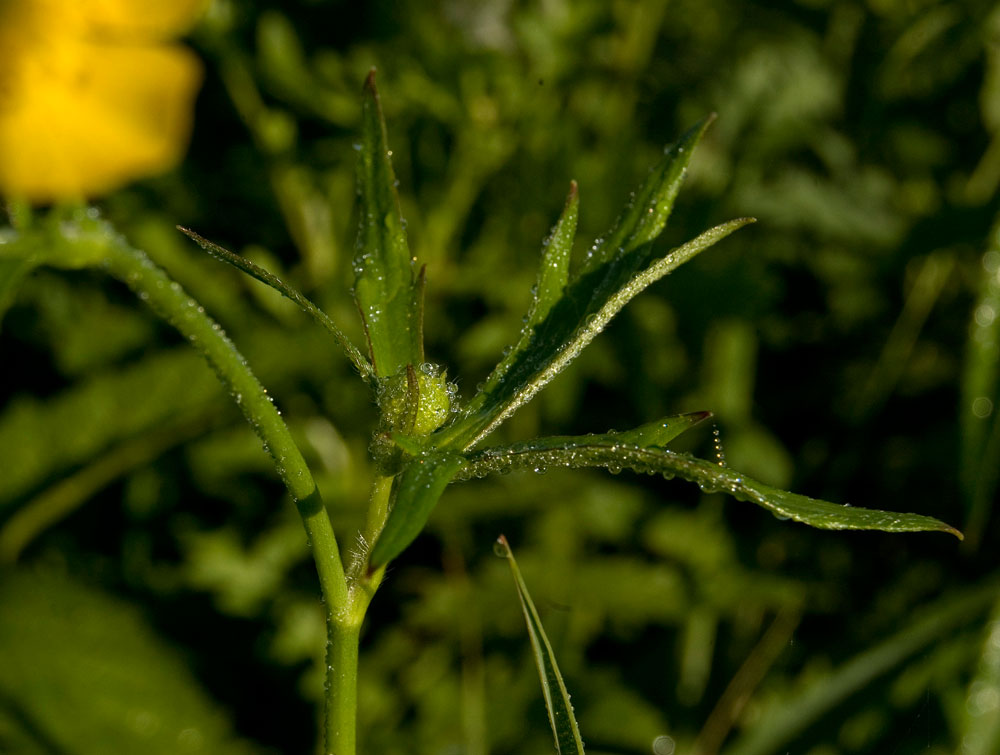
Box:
[461,438,961,538]
[0,256,36,328]
[178,227,373,381]
[437,217,752,451]
[722,581,998,755]
[368,451,467,568]
[959,216,1000,547]
[959,595,1000,755]
[496,535,586,755]
[353,70,422,377]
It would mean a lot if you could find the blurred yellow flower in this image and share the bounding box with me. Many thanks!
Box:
[0,0,206,202]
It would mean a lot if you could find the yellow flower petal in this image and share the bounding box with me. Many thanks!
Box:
[0,1,203,202]
[84,0,208,39]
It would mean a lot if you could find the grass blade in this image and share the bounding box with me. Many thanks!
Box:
[496,535,586,755]
[959,215,1000,547]
[353,69,422,376]
[178,227,374,382]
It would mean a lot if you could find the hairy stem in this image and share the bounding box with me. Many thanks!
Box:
[96,235,358,750]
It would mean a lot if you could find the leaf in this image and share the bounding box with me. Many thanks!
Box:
[353,70,422,377]
[0,570,260,755]
[527,181,580,333]
[496,535,586,755]
[459,436,962,538]
[368,451,467,569]
[429,118,737,452]
[177,226,374,382]
[455,411,711,479]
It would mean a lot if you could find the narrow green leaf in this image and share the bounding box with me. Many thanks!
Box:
[533,181,579,327]
[496,535,586,755]
[582,115,715,276]
[436,121,722,451]
[461,438,961,538]
[436,218,753,451]
[456,411,711,479]
[368,451,467,568]
[178,227,374,382]
[353,70,422,376]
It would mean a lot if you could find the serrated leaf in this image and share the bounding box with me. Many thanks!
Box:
[178,227,373,381]
[368,451,467,568]
[496,535,586,755]
[460,438,961,538]
[434,214,753,451]
[353,70,422,376]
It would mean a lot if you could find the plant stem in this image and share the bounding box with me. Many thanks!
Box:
[327,612,361,755]
[99,236,349,607]
[95,233,361,751]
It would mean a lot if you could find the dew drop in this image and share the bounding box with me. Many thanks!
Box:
[712,424,727,468]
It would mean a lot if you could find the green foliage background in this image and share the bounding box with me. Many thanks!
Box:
[2,1,1000,753]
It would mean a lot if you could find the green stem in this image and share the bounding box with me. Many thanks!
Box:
[97,235,362,753]
[54,219,362,753]
[100,239,349,609]
[327,614,361,755]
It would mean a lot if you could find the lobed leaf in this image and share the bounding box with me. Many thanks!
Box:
[353,70,423,377]
[178,226,374,382]
[435,217,752,452]
[460,436,962,538]
[368,450,467,569]
[429,118,730,452]
[496,535,586,755]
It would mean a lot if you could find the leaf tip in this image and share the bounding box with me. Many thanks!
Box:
[494,534,512,558]
[365,67,378,92]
